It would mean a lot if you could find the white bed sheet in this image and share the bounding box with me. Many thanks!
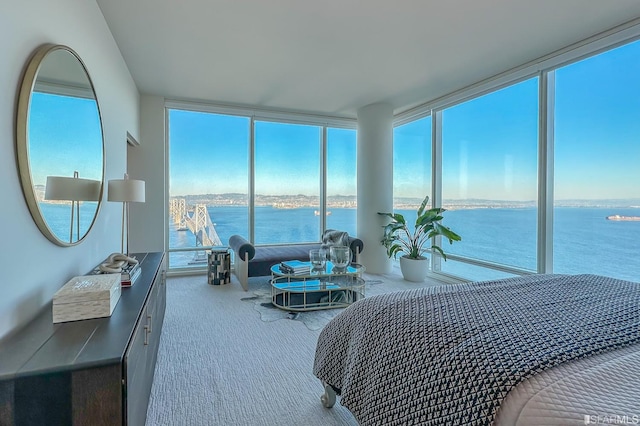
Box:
[495,342,640,425]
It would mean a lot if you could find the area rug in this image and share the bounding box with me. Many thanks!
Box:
[241,277,384,331]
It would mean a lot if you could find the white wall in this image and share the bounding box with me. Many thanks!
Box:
[129,95,166,253]
[0,0,140,340]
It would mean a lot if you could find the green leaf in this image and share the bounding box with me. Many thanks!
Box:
[431,245,447,261]
[432,222,462,243]
[378,194,461,260]
[416,209,440,227]
[378,211,407,224]
[416,195,430,217]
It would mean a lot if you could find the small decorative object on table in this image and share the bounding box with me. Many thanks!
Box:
[89,253,143,287]
[309,249,327,272]
[208,247,231,285]
[279,260,311,275]
[52,274,121,323]
[329,246,351,272]
[120,262,141,287]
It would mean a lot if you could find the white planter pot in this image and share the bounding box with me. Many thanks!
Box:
[399,256,429,282]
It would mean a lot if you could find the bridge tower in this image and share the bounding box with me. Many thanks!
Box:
[172,201,222,249]
[194,204,207,233]
[169,198,187,230]
[195,204,222,246]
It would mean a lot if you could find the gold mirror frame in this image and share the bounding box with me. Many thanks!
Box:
[16,44,105,246]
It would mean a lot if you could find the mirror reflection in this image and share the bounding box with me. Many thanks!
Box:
[17,45,104,246]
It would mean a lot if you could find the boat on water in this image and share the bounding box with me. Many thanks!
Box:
[314,210,332,216]
[606,215,640,222]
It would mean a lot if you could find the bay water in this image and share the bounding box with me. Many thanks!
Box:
[39,203,640,282]
[170,206,640,283]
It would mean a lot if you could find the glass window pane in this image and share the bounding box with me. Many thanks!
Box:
[254,121,321,244]
[441,78,539,272]
[439,258,518,281]
[168,109,249,269]
[393,117,432,229]
[554,40,640,282]
[326,128,357,236]
[393,116,432,241]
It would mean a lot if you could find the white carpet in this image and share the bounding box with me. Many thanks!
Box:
[145,268,445,426]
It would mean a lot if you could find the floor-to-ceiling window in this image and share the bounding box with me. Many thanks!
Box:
[168,31,640,279]
[553,40,640,282]
[167,108,356,270]
[393,116,432,235]
[440,78,539,280]
[254,121,322,244]
[326,128,357,236]
[393,35,640,282]
[168,109,249,269]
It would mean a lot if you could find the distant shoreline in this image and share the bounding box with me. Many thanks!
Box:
[169,194,640,211]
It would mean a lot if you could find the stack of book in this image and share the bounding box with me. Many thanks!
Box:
[120,262,141,287]
[89,260,141,287]
[279,260,311,275]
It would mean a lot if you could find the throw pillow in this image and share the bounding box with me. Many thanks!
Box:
[322,229,349,247]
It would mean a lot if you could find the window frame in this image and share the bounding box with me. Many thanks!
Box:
[392,22,640,280]
[165,102,356,273]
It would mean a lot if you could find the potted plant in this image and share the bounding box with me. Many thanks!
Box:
[378,195,461,282]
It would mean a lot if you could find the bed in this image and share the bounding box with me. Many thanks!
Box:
[313,274,640,425]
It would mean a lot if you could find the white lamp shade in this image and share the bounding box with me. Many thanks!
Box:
[108,179,145,202]
[45,176,101,201]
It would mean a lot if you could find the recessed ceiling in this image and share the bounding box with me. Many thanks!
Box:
[96,0,640,118]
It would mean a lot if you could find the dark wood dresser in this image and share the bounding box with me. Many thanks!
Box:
[0,252,166,426]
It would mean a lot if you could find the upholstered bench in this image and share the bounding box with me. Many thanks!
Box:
[228,232,364,291]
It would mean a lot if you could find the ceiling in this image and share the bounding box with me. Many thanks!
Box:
[96,0,640,118]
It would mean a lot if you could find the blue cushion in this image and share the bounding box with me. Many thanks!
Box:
[249,243,322,276]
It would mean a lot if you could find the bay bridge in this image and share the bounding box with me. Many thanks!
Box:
[169,198,222,252]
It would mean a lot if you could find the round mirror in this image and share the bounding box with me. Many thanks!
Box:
[16,44,104,246]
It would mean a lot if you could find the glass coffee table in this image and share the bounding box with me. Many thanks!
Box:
[270,262,365,312]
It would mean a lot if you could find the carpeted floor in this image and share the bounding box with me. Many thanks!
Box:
[145,268,445,425]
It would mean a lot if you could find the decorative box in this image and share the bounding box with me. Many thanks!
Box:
[53,274,121,323]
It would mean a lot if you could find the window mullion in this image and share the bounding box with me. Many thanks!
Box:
[537,71,555,273]
[320,126,327,234]
[431,110,443,272]
[249,117,255,243]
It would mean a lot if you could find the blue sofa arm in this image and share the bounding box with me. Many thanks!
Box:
[229,234,256,262]
[347,236,364,259]
[228,234,255,291]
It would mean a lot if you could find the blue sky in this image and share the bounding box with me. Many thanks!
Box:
[554,41,640,200]
[169,39,639,202]
[30,93,103,186]
[254,121,321,196]
[168,111,250,194]
[169,112,358,196]
[30,39,639,202]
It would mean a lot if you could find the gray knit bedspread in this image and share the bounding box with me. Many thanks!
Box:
[313,274,640,425]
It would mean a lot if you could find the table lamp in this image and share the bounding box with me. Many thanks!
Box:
[45,171,101,243]
[108,173,145,255]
